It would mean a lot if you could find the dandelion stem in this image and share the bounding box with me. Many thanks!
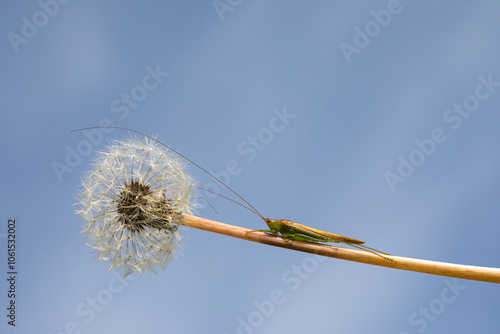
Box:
[182,214,500,284]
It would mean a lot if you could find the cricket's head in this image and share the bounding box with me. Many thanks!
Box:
[264,218,281,232]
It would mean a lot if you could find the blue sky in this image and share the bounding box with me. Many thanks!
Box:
[2,1,500,333]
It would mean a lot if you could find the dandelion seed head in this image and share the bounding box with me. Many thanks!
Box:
[75,136,196,277]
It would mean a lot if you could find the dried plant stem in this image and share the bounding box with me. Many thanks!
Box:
[182,214,500,284]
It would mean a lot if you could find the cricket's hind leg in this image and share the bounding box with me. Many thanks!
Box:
[341,242,394,262]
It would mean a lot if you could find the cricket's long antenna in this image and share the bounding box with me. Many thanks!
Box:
[197,187,259,216]
[71,126,266,220]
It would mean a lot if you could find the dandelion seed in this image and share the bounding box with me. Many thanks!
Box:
[75,136,196,277]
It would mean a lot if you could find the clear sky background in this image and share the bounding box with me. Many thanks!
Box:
[2,1,500,333]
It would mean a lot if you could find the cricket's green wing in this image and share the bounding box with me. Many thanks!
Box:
[265,219,365,244]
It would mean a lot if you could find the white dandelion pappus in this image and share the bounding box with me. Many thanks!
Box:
[76,136,196,277]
